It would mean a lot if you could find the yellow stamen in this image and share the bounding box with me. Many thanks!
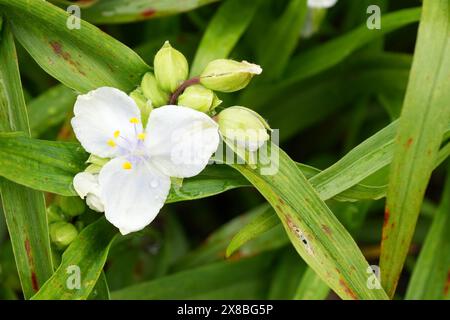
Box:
[137,133,146,140]
[130,117,139,124]
[122,161,132,170]
[107,139,116,147]
[114,130,120,138]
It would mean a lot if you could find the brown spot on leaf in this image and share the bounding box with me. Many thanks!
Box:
[25,239,39,291]
[49,41,86,76]
[444,270,450,296]
[406,138,413,148]
[339,278,358,300]
[25,239,32,264]
[322,224,332,236]
[141,9,156,18]
[31,272,39,292]
[383,208,390,228]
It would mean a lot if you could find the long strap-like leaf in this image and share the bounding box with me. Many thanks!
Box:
[381,0,450,297]
[233,143,388,300]
[0,18,53,299]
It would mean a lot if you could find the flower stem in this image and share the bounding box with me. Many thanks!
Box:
[169,77,200,105]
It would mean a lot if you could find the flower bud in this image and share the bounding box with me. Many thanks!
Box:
[46,204,66,224]
[177,84,222,113]
[200,59,262,92]
[58,196,86,217]
[217,106,270,152]
[130,87,153,126]
[154,41,189,93]
[140,72,170,107]
[49,222,78,250]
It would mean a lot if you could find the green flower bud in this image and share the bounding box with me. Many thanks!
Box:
[200,59,262,92]
[49,222,78,250]
[154,41,189,93]
[58,196,86,217]
[87,154,109,167]
[217,106,270,152]
[130,87,153,126]
[140,72,170,107]
[177,84,222,113]
[46,204,66,224]
[84,163,102,174]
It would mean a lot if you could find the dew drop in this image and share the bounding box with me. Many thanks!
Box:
[151,180,159,188]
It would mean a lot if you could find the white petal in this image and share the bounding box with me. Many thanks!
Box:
[307,0,338,8]
[71,87,143,158]
[73,172,104,212]
[98,157,170,235]
[145,105,220,178]
[86,194,105,212]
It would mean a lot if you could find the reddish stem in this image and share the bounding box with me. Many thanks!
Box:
[169,77,200,105]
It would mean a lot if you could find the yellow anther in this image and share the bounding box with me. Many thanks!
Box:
[122,161,132,170]
[129,117,139,124]
[107,139,116,147]
[137,133,146,140]
[114,130,120,138]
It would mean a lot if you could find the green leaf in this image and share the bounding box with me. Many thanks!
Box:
[32,217,117,300]
[0,133,88,196]
[190,0,261,76]
[0,0,150,93]
[232,143,388,300]
[50,0,220,24]
[0,18,53,299]
[111,252,275,299]
[88,272,110,300]
[27,84,76,138]
[253,53,413,137]
[240,7,421,106]
[381,0,450,297]
[255,0,307,80]
[405,164,450,300]
[293,267,330,300]
[226,126,450,257]
[174,204,286,270]
[267,248,306,299]
[226,205,279,258]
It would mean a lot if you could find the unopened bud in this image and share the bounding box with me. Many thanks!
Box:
[46,204,66,224]
[217,106,270,152]
[50,222,78,250]
[154,41,189,92]
[200,59,262,92]
[58,196,86,217]
[140,72,170,107]
[178,84,222,113]
[130,87,153,126]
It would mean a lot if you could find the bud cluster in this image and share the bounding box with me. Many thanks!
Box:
[46,193,101,263]
[130,41,271,160]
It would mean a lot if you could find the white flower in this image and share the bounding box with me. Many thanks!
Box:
[71,87,220,235]
[307,0,338,8]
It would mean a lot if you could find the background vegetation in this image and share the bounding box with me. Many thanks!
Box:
[0,0,448,300]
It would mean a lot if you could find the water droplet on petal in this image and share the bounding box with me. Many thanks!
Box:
[151,180,159,188]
